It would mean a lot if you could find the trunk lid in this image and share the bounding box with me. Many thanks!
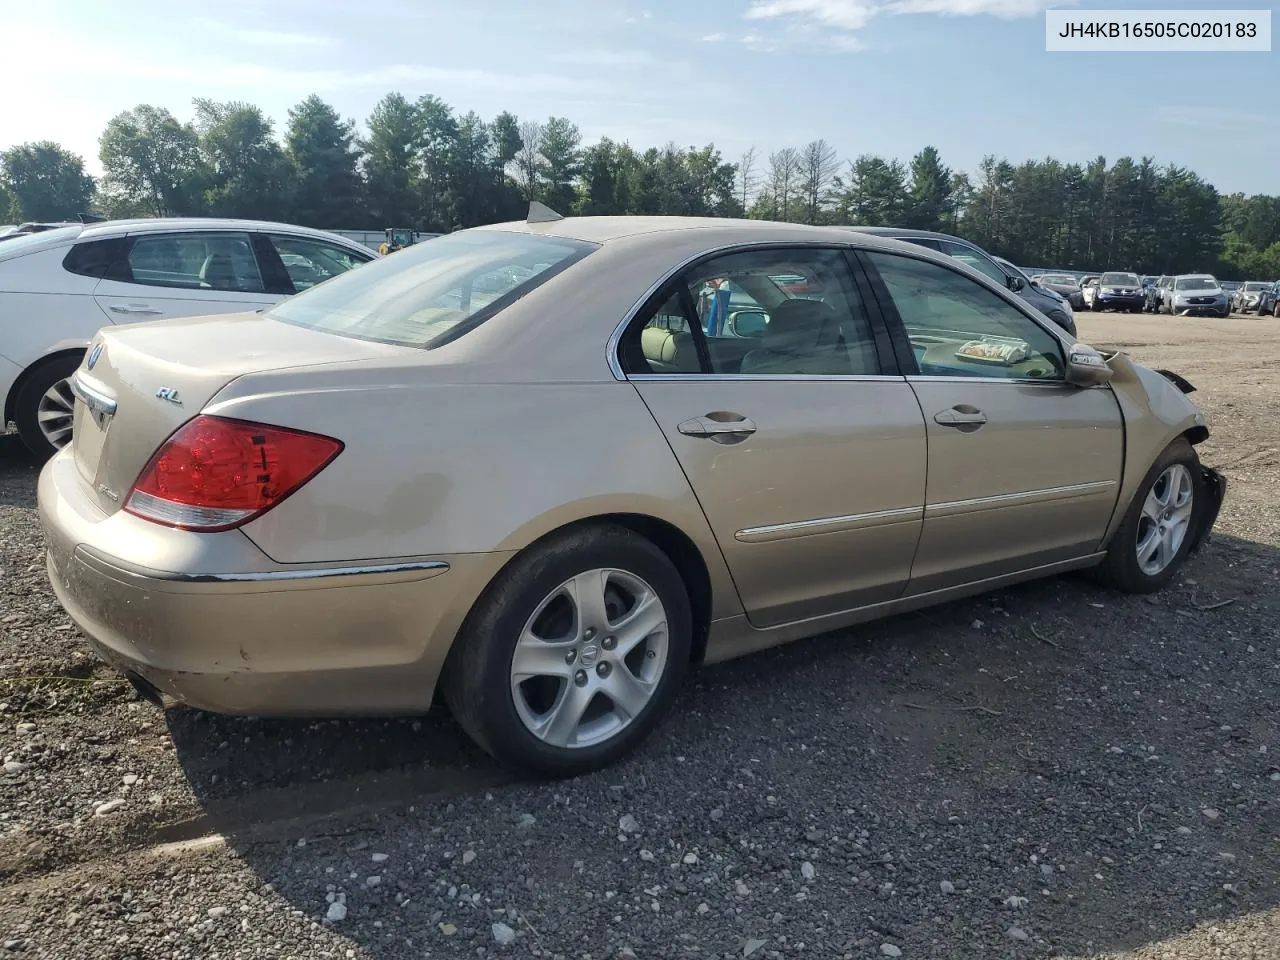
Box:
[70,312,406,515]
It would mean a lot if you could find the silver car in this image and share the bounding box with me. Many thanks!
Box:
[1162,275,1230,318]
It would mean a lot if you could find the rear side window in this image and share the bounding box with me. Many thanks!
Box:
[118,232,265,293]
[63,238,130,278]
[266,234,369,291]
[267,230,595,348]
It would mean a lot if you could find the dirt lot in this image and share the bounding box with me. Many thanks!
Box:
[0,312,1277,959]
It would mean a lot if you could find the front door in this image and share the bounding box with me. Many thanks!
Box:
[860,249,1124,594]
[619,246,928,628]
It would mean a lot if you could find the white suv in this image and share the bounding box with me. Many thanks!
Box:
[0,218,375,459]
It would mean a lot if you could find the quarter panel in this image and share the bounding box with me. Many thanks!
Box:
[224,380,744,620]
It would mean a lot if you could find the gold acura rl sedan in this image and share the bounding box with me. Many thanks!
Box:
[38,212,1225,776]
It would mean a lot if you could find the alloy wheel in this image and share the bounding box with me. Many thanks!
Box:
[37,377,76,450]
[1135,464,1195,576]
[510,568,669,749]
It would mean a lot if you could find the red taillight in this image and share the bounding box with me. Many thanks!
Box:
[124,415,343,531]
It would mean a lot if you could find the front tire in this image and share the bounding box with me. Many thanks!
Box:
[13,354,84,462]
[442,524,693,777]
[1090,439,1205,594]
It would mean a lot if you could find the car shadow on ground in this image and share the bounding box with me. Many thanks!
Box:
[163,529,1279,959]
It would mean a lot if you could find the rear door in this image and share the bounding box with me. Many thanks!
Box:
[859,248,1124,595]
[92,230,279,323]
[620,245,928,628]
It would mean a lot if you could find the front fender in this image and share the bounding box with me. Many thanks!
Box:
[1101,352,1210,544]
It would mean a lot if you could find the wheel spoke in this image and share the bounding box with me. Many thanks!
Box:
[1156,530,1174,571]
[511,632,574,681]
[1141,488,1163,523]
[567,570,612,637]
[1136,526,1161,565]
[612,592,666,656]
[535,682,594,747]
[600,668,655,721]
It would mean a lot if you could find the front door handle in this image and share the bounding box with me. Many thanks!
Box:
[933,406,988,430]
[108,304,162,316]
[677,414,757,439]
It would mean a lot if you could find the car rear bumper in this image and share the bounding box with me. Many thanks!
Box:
[37,449,509,716]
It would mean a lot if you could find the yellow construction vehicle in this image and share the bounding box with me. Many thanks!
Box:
[378,228,415,256]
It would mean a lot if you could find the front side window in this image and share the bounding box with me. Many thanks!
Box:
[627,247,883,377]
[268,235,368,291]
[267,229,595,348]
[122,232,264,293]
[865,251,1064,382]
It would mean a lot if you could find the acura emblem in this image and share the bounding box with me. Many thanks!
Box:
[86,343,103,370]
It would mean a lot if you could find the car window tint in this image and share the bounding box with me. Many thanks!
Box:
[124,232,264,293]
[685,248,881,376]
[866,251,1064,382]
[935,240,1007,284]
[268,235,367,291]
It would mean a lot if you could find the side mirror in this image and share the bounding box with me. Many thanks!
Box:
[1065,343,1114,386]
[1006,275,1025,293]
[728,310,769,339]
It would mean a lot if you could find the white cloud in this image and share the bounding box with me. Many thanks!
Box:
[744,0,1073,43]
[701,32,728,42]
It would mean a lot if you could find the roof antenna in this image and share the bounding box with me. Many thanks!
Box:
[526,201,564,224]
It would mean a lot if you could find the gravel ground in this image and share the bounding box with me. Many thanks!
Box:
[1,314,1277,959]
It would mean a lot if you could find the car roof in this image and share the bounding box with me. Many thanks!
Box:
[473,215,943,251]
[1175,273,1216,279]
[75,217,370,249]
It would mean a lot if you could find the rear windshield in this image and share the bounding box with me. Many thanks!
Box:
[1175,277,1217,291]
[0,225,82,260]
[1100,273,1139,286]
[267,230,596,348]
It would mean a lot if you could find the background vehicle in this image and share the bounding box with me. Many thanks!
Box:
[1145,276,1173,313]
[1080,276,1100,309]
[0,218,375,459]
[1254,280,1280,317]
[1233,281,1270,313]
[40,215,1222,777]
[845,227,1076,334]
[1094,272,1144,313]
[1164,274,1229,317]
[378,227,417,255]
[1034,272,1087,310]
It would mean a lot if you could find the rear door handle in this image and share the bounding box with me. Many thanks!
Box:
[677,415,757,438]
[933,406,988,429]
[108,304,162,316]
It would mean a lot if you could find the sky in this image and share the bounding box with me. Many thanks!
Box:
[3,0,1278,195]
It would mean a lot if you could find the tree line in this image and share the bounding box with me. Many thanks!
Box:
[2,91,1277,278]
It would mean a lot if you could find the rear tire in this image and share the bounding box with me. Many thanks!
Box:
[442,523,692,777]
[1089,438,1205,594]
[13,354,84,462]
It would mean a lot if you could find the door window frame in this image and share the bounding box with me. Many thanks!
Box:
[853,246,1075,386]
[93,230,273,295]
[611,242,904,381]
